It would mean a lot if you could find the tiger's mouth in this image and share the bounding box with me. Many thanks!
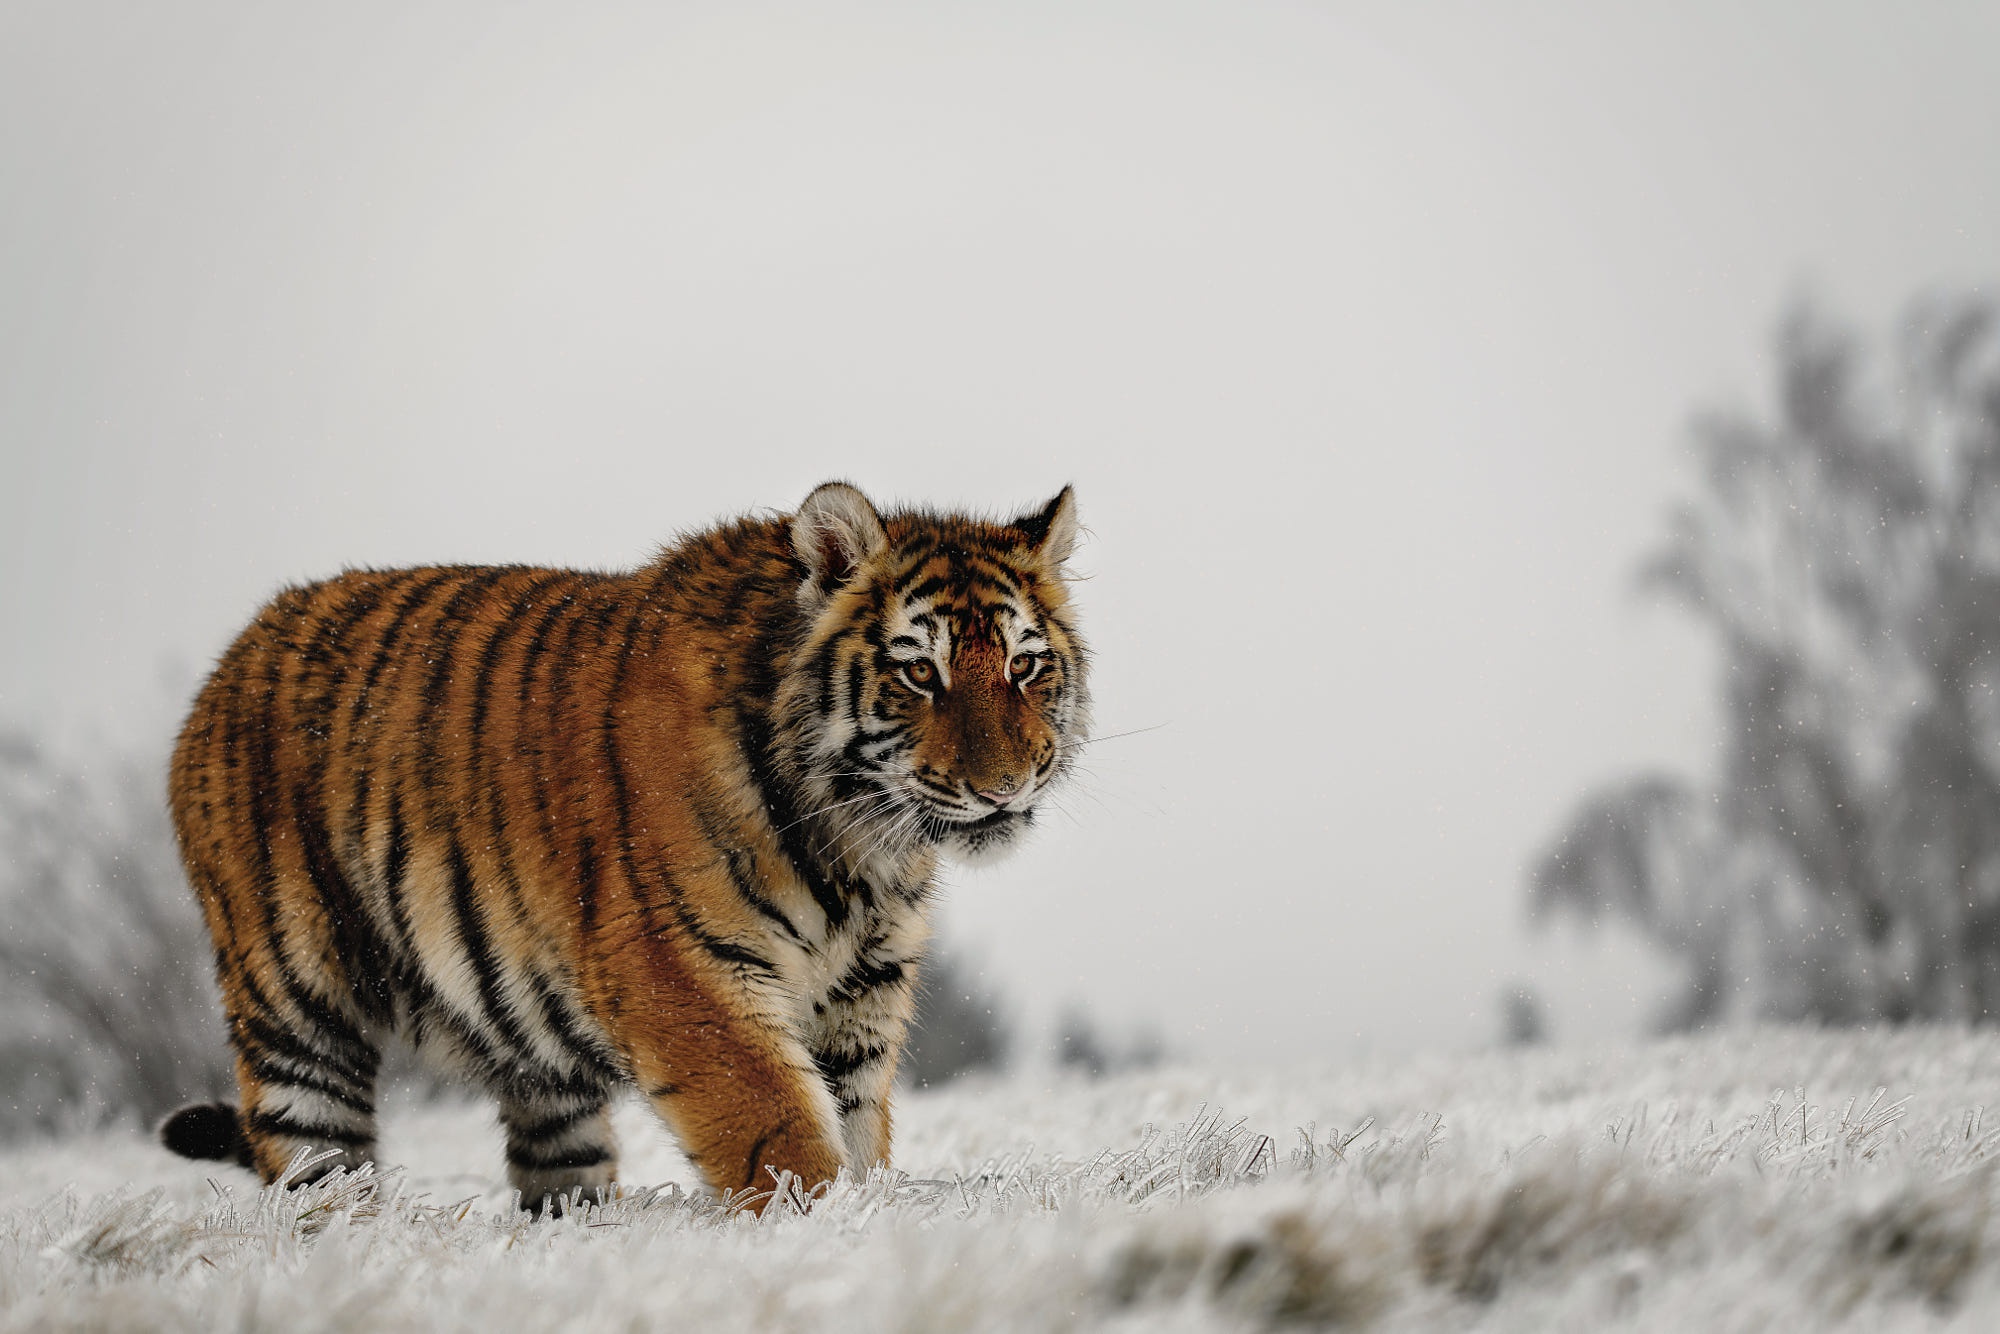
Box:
[905,795,1026,845]
[925,803,1033,864]
[937,806,1016,831]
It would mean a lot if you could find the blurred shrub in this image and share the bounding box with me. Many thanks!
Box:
[1535,293,2000,1028]
[1056,1005,1164,1078]
[902,946,1013,1087]
[1500,983,1547,1047]
[0,730,229,1136]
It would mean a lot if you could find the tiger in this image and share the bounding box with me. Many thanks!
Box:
[158,481,1088,1212]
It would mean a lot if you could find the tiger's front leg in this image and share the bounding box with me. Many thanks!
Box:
[821,1037,899,1174]
[601,935,845,1209]
[810,957,920,1176]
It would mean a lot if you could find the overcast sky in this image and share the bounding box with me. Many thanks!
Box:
[4,0,1998,1064]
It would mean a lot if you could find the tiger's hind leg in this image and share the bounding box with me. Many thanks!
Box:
[225,992,384,1186]
[499,1086,619,1215]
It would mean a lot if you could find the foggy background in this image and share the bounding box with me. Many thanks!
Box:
[5,0,2000,1108]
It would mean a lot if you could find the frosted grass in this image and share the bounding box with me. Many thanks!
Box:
[6,1026,2000,1330]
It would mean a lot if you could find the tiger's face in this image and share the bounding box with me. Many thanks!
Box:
[786,482,1090,867]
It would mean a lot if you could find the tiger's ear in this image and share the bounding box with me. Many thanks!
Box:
[794,481,889,604]
[1014,486,1078,567]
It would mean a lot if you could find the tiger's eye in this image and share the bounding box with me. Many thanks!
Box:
[905,660,936,687]
[1009,653,1036,680]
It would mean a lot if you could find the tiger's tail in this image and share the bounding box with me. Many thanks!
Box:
[159,1101,252,1167]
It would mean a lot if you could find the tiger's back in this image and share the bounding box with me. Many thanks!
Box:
[165,482,1087,1210]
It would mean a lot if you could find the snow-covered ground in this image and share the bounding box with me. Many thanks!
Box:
[6,1027,2000,1331]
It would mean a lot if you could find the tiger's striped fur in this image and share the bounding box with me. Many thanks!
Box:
[161,482,1088,1210]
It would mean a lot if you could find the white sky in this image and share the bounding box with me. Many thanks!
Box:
[4,0,1998,1063]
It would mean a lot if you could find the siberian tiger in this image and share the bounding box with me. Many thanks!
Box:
[159,482,1087,1211]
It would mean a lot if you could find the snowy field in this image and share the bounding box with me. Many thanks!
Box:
[6,1027,2000,1331]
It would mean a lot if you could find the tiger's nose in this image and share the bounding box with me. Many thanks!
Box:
[975,776,1022,806]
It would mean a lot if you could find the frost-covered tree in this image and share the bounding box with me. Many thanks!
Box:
[0,730,229,1135]
[1535,294,2000,1028]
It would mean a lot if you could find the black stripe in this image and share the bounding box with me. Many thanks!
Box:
[522,969,623,1083]
[962,553,1025,587]
[346,569,461,734]
[444,836,542,1059]
[812,638,840,720]
[294,581,392,739]
[812,1043,888,1085]
[687,780,810,947]
[572,596,624,940]
[519,586,588,860]
[267,972,372,1073]
[306,577,402,710]
[416,568,515,791]
[503,1100,602,1144]
[234,629,376,1068]
[744,1124,782,1187]
[311,577,398,877]
[378,797,538,1086]
[469,574,564,780]
[596,587,649,921]
[244,1108,370,1147]
[233,966,373,1073]
[397,956,607,1097]
[247,1053,376,1116]
[649,881,779,976]
[507,1142,611,1173]
[550,590,625,942]
[958,575,1022,605]
[900,574,950,605]
[829,955,907,1005]
[317,573,400,648]
[728,846,807,945]
[347,767,374,887]
[236,1001,373,1093]
[892,553,937,595]
[835,740,895,801]
[293,777,395,1025]
[514,578,582,711]
[379,791,417,954]
[688,925,778,976]
[235,616,294,970]
[845,654,866,732]
[433,1009,606,1101]
[342,570,462,865]
[738,712,851,930]
[914,773,961,801]
[831,749,871,797]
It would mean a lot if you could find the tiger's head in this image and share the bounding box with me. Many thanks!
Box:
[781,480,1091,869]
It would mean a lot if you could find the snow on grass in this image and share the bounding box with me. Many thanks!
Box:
[6,1026,2000,1330]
